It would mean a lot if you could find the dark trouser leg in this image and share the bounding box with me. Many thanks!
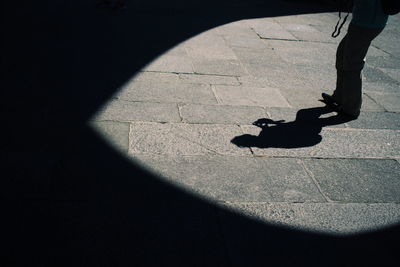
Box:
[332,34,346,105]
[333,24,385,117]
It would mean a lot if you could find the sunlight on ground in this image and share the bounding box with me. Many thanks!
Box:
[89,14,400,236]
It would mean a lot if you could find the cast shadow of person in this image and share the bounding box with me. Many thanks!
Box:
[231,106,354,149]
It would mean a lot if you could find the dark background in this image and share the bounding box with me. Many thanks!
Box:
[1,0,398,266]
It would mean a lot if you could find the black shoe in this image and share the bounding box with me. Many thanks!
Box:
[321,93,340,107]
[321,93,359,120]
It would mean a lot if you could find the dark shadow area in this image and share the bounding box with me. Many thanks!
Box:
[1,0,399,266]
[231,106,353,149]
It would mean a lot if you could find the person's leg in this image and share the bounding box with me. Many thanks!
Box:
[331,32,348,105]
[330,24,384,117]
[342,24,384,116]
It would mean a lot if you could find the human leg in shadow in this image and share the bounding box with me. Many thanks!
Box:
[326,24,385,118]
[323,0,388,119]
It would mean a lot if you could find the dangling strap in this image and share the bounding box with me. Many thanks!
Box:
[331,0,351,38]
[332,11,350,38]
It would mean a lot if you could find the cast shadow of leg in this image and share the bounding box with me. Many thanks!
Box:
[232,106,354,149]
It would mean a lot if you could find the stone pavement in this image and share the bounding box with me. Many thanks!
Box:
[91,12,400,235]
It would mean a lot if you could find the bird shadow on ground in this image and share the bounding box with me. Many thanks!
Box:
[231,106,353,149]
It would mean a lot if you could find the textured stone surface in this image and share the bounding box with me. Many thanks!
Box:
[379,68,400,82]
[302,158,400,203]
[293,64,337,92]
[346,111,400,130]
[246,19,297,40]
[366,55,400,69]
[266,39,336,66]
[365,92,400,112]
[232,46,283,65]
[128,71,180,83]
[116,81,217,104]
[363,81,400,94]
[93,99,181,123]
[129,122,251,156]
[183,30,226,47]
[222,34,267,50]
[242,62,309,91]
[91,12,400,237]
[278,86,329,108]
[191,58,247,76]
[220,202,400,235]
[90,121,130,153]
[179,103,267,125]
[178,73,240,85]
[363,65,399,85]
[132,154,326,203]
[186,44,238,60]
[241,126,400,158]
[213,85,290,107]
[143,55,194,73]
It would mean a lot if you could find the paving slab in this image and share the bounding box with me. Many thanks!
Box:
[365,55,400,69]
[279,23,320,33]
[241,62,308,91]
[278,86,328,108]
[90,121,130,153]
[222,33,267,50]
[92,99,181,123]
[239,73,322,108]
[128,71,180,83]
[88,12,400,236]
[361,93,387,111]
[215,21,257,37]
[178,73,240,86]
[367,45,392,57]
[179,103,267,125]
[131,154,326,203]
[116,81,217,104]
[288,30,338,44]
[265,39,337,66]
[363,81,400,94]
[379,68,400,83]
[163,45,190,57]
[292,64,337,91]
[185,44,238,60]
[240,126,400,158]
[129,122,251,156]
[231,46,283,65]
[220,202,400,235]
[302,158,400,203]
[346,111,400,130]
[273,13,340,27]
[191,58,247,76]
[212,84,290,107]
[238,74,308,91]
[365,92,400,112]
[363,65,400,85]
[143,55,194,73]
[183,30,226,47]
[246,19,297,40]
[372,28,400,57]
